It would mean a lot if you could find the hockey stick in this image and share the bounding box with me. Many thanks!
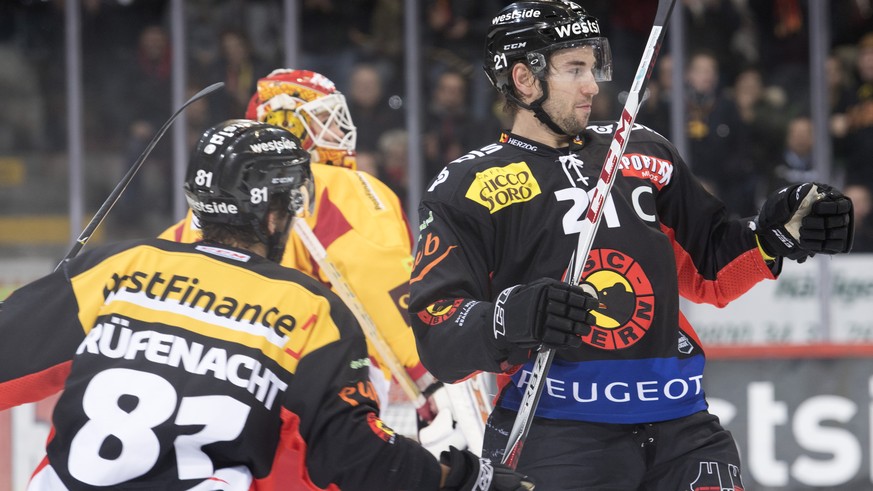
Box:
[501,0,677,469]
[291,218,431,414]
[55,82,225,271]
[294,218,493,443]
[444,373,493,455]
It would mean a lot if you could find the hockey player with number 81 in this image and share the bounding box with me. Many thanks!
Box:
[160,68,486,488]
[0,120,533,491]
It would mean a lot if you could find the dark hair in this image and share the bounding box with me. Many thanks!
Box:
[201,196,289,247]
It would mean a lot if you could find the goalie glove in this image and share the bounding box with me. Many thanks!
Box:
[418,383,469,458]
[755,182,854,262]
[440,446,535,490]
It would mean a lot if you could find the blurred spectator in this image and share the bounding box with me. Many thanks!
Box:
[348,0,403,73]
[843,184,873,252]
[346,63,404,154]
[683,0,746,84]
[684,50,755,217]
[831,0,873,48]
[183,82,213,150]
[636,53,673,137]
[846,32,873,190]
[604,0,657,91]
[422,0,497,79]
[238,0,283,67]
[730,66,789,182]
[376,128,409,203]
[112,24,173,232]
[423,0,499,120]
[10,1,69,151]
[827,52,854,173]
[299,0,361,83]
[748,0,810,106]
[0,43,44,152]
[771,115,820,191]
[423,69,478,182]
[828,53,854,133]
[209,29,269,121]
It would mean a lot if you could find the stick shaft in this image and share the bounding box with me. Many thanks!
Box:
[502,0,676,468]
[55,82,225,272]
[292,219,427,409]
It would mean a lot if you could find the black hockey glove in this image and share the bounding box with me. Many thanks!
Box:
[493,278,597,353]
[440,446,534,490]
[755,182,854,262]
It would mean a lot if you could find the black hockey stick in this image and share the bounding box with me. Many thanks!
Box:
[55,82,224,271]
[501,0,677,469]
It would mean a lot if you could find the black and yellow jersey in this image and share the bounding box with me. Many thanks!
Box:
[0,238,440,490]
[161,165,423,386]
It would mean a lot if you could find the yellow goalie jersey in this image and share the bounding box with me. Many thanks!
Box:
[160,165,425,390]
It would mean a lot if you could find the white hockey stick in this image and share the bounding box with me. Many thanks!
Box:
[501,0,677,469]
[292,219,428,412]
[294,218,492,447]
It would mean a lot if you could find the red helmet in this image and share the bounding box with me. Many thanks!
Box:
[245,69,357,170]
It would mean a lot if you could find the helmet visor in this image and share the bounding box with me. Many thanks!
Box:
[533,37,612,83]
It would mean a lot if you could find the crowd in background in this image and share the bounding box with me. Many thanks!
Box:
[1,0,872,250]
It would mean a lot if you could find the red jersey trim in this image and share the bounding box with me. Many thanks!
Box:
[662,224,775,307]
[0,361,71,411]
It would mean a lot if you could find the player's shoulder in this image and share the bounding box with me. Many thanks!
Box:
[584,120,673,147]
[313,165,403,214]
[63,237,190,275]
[423,138,517,200]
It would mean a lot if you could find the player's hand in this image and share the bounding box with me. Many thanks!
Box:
[418,383,468,458]
[755,182,853,262]
[493,278,597,353]
[440,446,534,490]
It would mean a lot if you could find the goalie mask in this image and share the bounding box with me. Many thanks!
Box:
[185,119,314,261]
[245,69,358,170]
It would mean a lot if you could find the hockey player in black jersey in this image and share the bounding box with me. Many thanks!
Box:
[0,120,533,491]
[408,1,854,489]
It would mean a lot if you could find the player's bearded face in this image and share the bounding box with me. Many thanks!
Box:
[542,46,600,135]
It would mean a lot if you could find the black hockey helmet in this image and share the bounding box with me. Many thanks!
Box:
[484,0,612,96]
[185,119,314,230]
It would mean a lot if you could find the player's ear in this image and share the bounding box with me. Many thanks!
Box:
[512,63,539,102]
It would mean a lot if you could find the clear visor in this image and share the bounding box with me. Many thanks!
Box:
[297,93,357,152]
[532,37,612,83]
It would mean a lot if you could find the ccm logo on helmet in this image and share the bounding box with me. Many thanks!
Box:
[554,19,600,38]
[249,138,298,153]
[503,42,528,50]
[492,9,541,24]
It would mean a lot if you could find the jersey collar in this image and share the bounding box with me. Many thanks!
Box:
[498,131,586,157]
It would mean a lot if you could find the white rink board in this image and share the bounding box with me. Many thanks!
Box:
[685,254,873,345]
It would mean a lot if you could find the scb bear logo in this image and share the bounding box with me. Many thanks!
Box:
[580,248,654,350]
